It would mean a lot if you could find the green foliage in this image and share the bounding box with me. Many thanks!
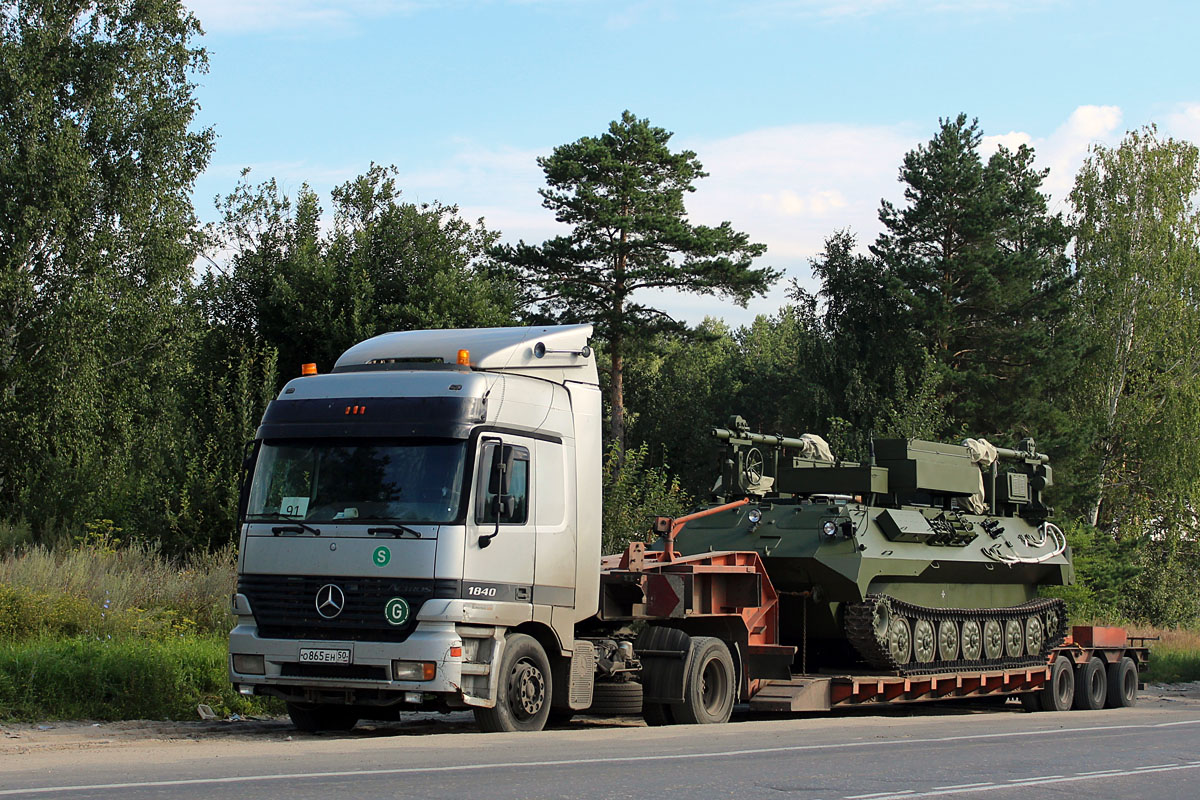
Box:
[869,115,1077,439]
[204,164,516,380]
[0,636,280,721]
[602,441,691,555]
[0,0,213,541]
[1068,126,1200,531]
[497,111,776,452]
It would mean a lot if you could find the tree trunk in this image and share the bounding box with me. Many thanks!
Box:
[608,332,625,463]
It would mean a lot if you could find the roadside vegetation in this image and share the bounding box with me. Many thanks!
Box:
[0,531,279,721]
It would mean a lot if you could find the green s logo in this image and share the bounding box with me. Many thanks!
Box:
[373,546,390,567]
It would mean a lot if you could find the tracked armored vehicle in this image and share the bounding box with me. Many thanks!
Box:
[657,417,1073,676]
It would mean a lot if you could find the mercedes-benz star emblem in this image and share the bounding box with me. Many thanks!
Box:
[315,584,345,619]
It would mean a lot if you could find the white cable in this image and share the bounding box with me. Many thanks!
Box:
[983,521,1067,564]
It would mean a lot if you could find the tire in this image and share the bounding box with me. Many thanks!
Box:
[473,633,552,733]
[1105,656,1138,708]
[286,702,359,732]
[642,701,676,726]
[1073,656,1106,710]
[1019,691,1041,712]
[672,637,736,725]
[586,681,643,716]
[1035,655,1074,712]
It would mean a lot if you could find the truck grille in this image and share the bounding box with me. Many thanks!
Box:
[239,574,460,642]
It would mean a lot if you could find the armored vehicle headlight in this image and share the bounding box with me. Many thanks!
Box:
[822,521,838,538]
[747,508,762,524]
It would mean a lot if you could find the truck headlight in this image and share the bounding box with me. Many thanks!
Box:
[232,654,265,675]
[392,660,436,681]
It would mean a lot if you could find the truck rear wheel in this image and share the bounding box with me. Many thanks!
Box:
[286,702,359,732]
[474,633,552,733]
[1073,656,1106,710]
[673,637,736,725]
[1105,656,1138,708]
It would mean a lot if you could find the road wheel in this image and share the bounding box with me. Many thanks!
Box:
[888,617,913,665]
[1025,615,1045,656]
[1073,656,1106,710]
[938,619,960,661]
[673,637,736,725]
[1004,619,1024,658]
[1105,656,1138,708]
[960,620,983,661]
[586,681,643,716]
[286,702,359,732]
[473,633,552,732]
[1036,655,1074,712]
[913,619,936,663]
[983,619,1003,660]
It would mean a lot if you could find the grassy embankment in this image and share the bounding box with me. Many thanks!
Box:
[0,529,281,721]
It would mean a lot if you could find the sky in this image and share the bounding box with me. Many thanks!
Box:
[185,0,1200,327]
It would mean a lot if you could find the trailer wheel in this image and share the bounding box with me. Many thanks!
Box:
[1035,655,1074,712]
[586,681,643,716]
[673,637,735,725]
[1073,656,1106,710]
[473,633,552,732]
[1105,656,1138,708]
[286,702,359,732]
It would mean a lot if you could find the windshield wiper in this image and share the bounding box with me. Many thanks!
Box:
[270,521,322,536]
[367,525,423,539]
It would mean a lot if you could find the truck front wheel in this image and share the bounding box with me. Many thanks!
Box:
[673,637,736,725]
[474,633,552,733]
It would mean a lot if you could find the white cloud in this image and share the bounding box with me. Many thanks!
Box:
[186,0,422,33]
[1165,103,1200,143]
[981,105,1123,210]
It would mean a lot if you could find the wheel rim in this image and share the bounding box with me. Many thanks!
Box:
[938,619,960,661]
[913,619,936,663]
[1025,615,1045,656]
[509,658,546,720]
[1044,607,1059,639]
[1054,661,1072,705]
[888,617,912,664]
[744,448,764,484]
[961,620,982,661]
[700,656,731,716]
[983,619,1003,659]
[1005,619,1024,658]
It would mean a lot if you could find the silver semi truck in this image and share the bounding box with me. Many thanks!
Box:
[229,325,606,732]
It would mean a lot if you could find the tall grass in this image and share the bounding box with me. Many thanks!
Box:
[0,636,278,721]
[0,536,235,638]
[1131,627,1200,683]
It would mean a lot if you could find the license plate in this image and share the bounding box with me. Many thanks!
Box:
[298,647,351,665]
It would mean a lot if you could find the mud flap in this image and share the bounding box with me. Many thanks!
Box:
[636,626,690,704]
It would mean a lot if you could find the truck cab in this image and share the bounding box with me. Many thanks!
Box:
[228,325,602,732]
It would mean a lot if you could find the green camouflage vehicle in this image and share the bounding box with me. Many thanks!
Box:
[658,417,1072,676]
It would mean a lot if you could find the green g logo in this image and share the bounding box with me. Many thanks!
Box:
[385,597,410,626]
[372,546,390,567]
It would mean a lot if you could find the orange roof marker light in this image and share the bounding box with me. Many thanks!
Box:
[457,349,471,366]
[301,363,318,376]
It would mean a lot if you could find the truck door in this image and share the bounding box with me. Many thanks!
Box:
[463,436,535,610]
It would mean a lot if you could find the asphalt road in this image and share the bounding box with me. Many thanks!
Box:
[3,695,1199,799]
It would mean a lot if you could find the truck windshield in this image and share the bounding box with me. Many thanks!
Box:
[245,440,467,524]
